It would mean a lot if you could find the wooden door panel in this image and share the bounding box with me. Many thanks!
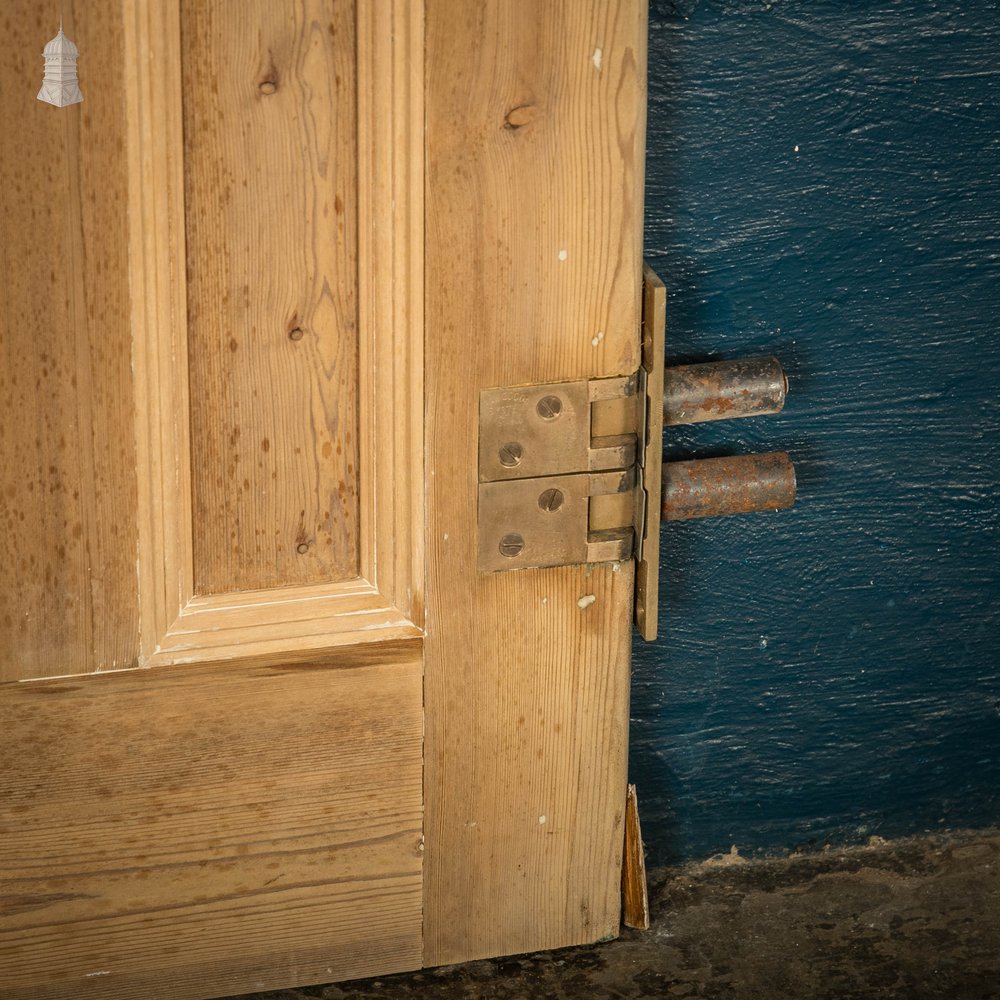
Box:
[0,641,423,1000]
[126,0,423,667]
[0,0,423,679]
[181,0,361,595]
[423,0,646,964]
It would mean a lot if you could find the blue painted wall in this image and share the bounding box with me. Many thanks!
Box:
[633,0,1000,865]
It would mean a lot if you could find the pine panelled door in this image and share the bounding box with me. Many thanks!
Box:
[0,2,647,996]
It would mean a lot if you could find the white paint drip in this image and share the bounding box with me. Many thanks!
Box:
[538,815,547,825]
[592,330,605,347]
[85,972,111,978]
[577,594,596,609]
[592,47,603,71]
[558,249,568,261]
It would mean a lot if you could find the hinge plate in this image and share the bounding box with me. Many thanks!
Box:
[478,469,636,573]
[478,376,639,484]
[478,376,641,573]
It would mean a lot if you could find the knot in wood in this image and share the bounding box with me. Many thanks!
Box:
[504,104,539,130]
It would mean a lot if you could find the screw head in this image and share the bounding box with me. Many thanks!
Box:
[499,533,525,558]
[536,395,563,420]
[296,542,310,555]
[498,441,523,468]
[538,488,564,512]
[288,326,305,341]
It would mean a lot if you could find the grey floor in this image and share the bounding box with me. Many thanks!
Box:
[227,829,1000,999]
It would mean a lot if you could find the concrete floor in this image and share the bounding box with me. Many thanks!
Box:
[229,829,1000,1000]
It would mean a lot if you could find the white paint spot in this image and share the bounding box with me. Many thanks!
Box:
[577,594,596,609]
[592,47,603,71]
[591,330,605,347]
[612,561,621,573]
[361,619,412,630]
[538,815,547,825]
[558,249,568,261]
[794,144,800,152]
[85,972,111,978]
[759,637,768,649]
[443,533,449,541]
[542,597,549,605]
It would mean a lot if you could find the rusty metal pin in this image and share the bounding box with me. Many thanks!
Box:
[662,452,796,521]
[664,356,788,426]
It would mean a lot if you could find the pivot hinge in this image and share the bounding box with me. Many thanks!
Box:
[476,263,799,642]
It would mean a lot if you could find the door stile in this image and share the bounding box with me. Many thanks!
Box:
[422,0,647,965]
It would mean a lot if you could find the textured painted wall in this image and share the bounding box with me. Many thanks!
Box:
[634,0,1000,864]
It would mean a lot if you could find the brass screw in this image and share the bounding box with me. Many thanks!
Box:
[288,327,305,341]
[499,533,525,558]
[538,488,564,512]
[498,442,523,468]
[536,395,563,420]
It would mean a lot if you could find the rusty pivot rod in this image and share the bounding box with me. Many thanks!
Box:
[664,355,787,426]
[662,452,796,521]
[660,356,796,520]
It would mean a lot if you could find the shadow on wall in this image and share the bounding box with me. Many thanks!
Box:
[633,0,1000,866]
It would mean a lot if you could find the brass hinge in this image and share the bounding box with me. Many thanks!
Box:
[477,264,666,639]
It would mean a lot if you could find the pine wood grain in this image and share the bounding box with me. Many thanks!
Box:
[0,2,138,682]
[356,0,426,620]
[423,0,647,965]
[124,0,194,659]
[0,640,423,1000]
[181,0,360,595]
[127,1,423,665]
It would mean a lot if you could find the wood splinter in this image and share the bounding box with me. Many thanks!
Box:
[621,783,650,930]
